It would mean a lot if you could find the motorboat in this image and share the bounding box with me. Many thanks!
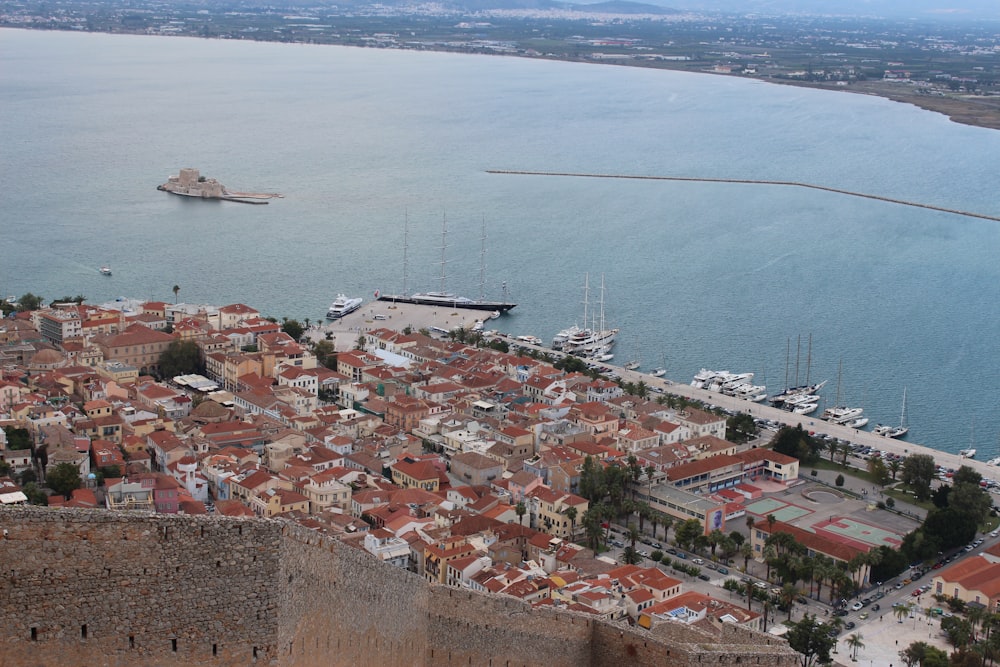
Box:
[99,266,112,276]
[960,449,977,459]
[821,406,864,424]
[624,360,640,371]
[792,401,819,415]
[846,417,869,429]
[326,294,363,319]
[649,368,667,378]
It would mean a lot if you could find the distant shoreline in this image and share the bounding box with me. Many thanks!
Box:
[7,25,1000,131]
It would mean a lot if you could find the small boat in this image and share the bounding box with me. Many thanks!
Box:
[792,401,819,415]
[326,294,363,319]
[960,449,977,459]
[99,266,112,276]
[846,417,869,429]
[624,360,640,371]
[986,457,1000,467]
[649,368,667,378]
[875,388,908,438]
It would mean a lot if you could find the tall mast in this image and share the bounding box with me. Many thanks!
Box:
[401,211,409,296]
[438,213,448,294]
[479,215,487,301]
[784,338,790,390]
[794,334,801,387]
[805,333,812,385]
[581,273,590,329]
[599,274,607,331]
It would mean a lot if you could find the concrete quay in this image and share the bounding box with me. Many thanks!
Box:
[304,300,493,351]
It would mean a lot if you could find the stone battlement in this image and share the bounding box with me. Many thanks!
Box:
[0,508,798,666]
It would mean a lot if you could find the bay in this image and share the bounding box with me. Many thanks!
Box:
[2,28,999,457]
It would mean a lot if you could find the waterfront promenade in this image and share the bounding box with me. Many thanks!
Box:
[501,334,996,483]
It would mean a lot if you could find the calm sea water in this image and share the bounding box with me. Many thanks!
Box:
[3,28,999,455]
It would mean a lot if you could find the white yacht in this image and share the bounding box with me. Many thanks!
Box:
[99,266,112,276]
[692,369,725,389]
[326,294,363,319]
[793,401,819,415]
[821,406,865,425]
[960,449,977,459]
[649,368,667,378]
[846,417,869,429]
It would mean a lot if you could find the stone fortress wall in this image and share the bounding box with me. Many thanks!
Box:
[0,508,798,667]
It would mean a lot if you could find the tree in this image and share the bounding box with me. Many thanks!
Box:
[740,542,753,572]
[894,602,912,624]
[949,480,992,529]
[158,339,203,378]
[888,458,902,481]
[900,641,948,667]
[868,456,890,487]
[172,285,180,303]
[846,633,864,661]
[46,462,81,498]
[565,506,578,541]
[16,292,44,312]
[312,339,337,369]
[902,454,936,501]
[835,473,845,488]
[515,500,526,527]
[786,613,836,667]
[771,425,821,464]
[22,482,47,505]
[281,318,305,341]
[674,519,702,551]
[3,426,32,450]
[942,615,973,650]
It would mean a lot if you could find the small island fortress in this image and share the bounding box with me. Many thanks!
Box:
[157,168,282,204]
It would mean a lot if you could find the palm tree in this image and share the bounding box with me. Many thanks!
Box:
[740,542,753,572]
[838,442,852,465]
[515,500,526,526]
[827,439,839,462]
[894,602,912,624]
[763,543,777,581]
[172,284,180,303]
[761,599,773,632]
[780,583,799,620]
[766,513,777,533]
[745,514,755,533]
[969,605,989,642]
[847,633,864,661]
[888,458,902,481]
[565,506,578,541]
[661,516,674,545]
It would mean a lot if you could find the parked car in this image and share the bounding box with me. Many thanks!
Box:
[717,567,729,575]
[692,558,705,565]
[698,574,711,581]
[675,552,686,560]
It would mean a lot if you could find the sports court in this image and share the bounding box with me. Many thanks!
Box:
[744,497,813,523]
[811,516,904,551]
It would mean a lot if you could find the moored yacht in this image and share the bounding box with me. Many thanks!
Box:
[846,417,869,429]
[821,406,864,425]
[326,294,363,319]
[960,449,977,459]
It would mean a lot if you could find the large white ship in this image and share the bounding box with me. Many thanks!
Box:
[555,274,618,357]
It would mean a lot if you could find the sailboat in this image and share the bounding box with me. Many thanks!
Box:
[874,388,908,438]
[555,274,619,357]
[820,360,865,425]
[960,419,976,458]
[377,214,516,312]
[623,338,640,371]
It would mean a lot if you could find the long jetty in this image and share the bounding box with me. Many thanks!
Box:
[487,170,1000,223]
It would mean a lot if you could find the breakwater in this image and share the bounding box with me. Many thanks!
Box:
[487,170,1000,223]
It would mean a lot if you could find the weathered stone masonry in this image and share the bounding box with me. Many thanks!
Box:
[0,508,798,667]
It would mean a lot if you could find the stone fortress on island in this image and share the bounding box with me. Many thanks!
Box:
[0,507,798,667]
[157,168,282,204]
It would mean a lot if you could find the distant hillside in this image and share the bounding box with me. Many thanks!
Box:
[636,0,1000,19]
[569,1,681,14]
